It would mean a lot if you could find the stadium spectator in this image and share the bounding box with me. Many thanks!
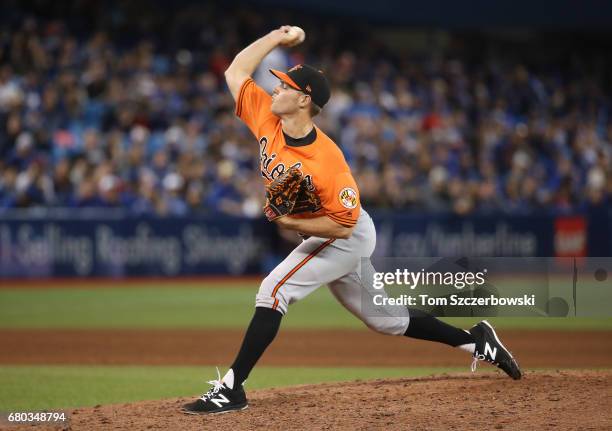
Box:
[0,3,609,217]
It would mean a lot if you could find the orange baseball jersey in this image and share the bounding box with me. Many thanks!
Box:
[235,78,360,227]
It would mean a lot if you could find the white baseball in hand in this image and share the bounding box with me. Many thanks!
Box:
[283,26,305,47]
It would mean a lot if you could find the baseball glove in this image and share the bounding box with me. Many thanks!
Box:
[291,179,322,214]
[263,166,303,221]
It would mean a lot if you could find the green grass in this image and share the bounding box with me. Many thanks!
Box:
[0,286,260,329]
[0,286,355,329]
[0,365,468,411]
[0,283,611,330]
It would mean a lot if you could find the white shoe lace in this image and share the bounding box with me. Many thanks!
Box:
[470,353,486,373]
[199,367,225,401]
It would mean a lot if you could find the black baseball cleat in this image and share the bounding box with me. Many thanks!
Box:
[182,370,248,415]
[469,320,522,380]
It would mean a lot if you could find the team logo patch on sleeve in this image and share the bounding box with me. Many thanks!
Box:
[339,188,358,209]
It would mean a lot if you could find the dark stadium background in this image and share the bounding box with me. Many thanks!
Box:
[0,0,610,277]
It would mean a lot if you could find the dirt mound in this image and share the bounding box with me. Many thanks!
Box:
[22,370,612,431]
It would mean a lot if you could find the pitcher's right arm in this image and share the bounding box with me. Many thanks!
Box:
[225,26,297,101]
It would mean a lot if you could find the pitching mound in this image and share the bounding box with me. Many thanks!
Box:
[33,370,611,431]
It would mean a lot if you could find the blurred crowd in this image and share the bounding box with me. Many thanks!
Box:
[0,2,610,217]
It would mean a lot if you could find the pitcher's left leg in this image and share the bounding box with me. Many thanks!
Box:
[329,258,522,379]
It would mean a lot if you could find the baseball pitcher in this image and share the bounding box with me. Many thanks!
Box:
[183,25,522,415]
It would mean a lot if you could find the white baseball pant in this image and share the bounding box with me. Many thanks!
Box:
[256,209,410,336]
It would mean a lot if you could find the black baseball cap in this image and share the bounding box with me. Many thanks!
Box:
[270,64,331,108]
